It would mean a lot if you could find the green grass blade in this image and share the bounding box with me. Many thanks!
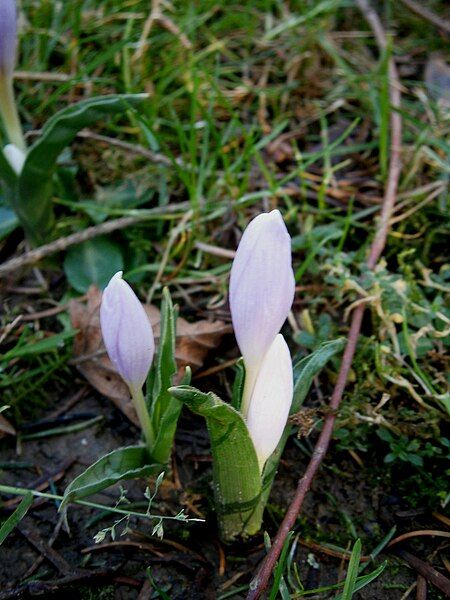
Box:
[0,492,33,545]
[3,330,75,361]
[334,561,387,600]
[149,288,180,464]
[341,538,362,600]
[268,531,294,600]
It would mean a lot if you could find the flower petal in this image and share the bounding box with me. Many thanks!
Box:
[3,143,25,174]
[0,0,17,78]
[246,334,293,471]
[229,209,295,413]
[100,271,155,391]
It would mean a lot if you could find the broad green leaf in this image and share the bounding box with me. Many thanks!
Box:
[0,492,33,545]
[148,288,180,464]
[341,539,362,599]
[0,206,19,239]
[63,236,124,293]
[261,339,345,505]
[61,445,159,510]
[170,386,262,542]
[292,338,345,413]
[15,94,147,244]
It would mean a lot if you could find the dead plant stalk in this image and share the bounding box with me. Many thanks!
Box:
[246,1,403,597]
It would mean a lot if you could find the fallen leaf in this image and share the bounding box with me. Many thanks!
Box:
[69,286,230,423]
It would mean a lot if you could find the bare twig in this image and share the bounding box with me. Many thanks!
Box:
[246,1,403,597]
[394,549,450,597]
[76,130,173,166]
[0,203,189,278]
[399,0,450,34]
[18,520,72,576]
[416,575,427,600]
[22,515,65,579]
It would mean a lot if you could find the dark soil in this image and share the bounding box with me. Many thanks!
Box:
[0,386,442,599]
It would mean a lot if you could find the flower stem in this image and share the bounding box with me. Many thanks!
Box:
[0,76,25,151]
[240,363,258,418]
[130,386,155,452]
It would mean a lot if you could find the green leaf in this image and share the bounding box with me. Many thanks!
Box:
[149,288,180,464]
[299,560,387,598]
[0,206,19,239]
[268,531,294,600]
[231,358,245,410]
[292,338,345,413]
[261,339,345,506]
[60,445,159,510]
[3,330,75,360]
[341,539,362,600]
[63,236,124,293]
[15,94,147,244]
[0,492,33,545]
[169,385,262,542]
[350,562,387,597]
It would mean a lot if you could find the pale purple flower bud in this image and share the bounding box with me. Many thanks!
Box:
[246,334,293,471]
[3,142,24,173]
[100,271,155,392]
[229,209,295,415]
[0,0,17,78]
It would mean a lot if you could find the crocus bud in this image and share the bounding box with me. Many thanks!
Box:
[100,271,155,392]
[0,0,17,79]
[3,142,24,173]
[229,210,295,415]
[246,334,293,471]
[0,0,24,151]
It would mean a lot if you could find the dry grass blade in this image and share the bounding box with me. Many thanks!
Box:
[0,414,16,439]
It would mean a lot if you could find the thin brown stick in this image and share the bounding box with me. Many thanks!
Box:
[22,515,65,579]
[76,130,173,166]
[18,521,72,575]
[416,575,427,600]
[399,0,450,34]
[0,203,189,278]
[395,549,450,597]
[246,1,403,597]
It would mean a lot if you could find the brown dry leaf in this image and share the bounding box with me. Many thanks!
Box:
[0,413,16,439]
[69,286,230,423]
